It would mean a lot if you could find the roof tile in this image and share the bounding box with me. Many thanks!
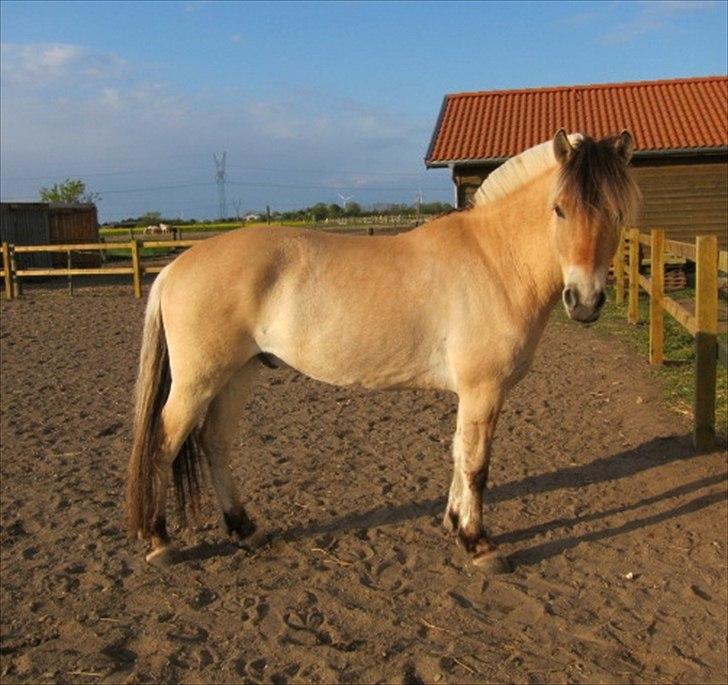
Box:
[426,76,728,165]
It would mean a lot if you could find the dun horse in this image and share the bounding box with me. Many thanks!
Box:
[127,130,639,571]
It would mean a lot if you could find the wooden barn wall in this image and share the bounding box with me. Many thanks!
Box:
[48,205,100,267]
[454,159,727,249]
[48,206,99,243]
[453,165,495,208]
[631,161,727,249]
[0,204,52,268]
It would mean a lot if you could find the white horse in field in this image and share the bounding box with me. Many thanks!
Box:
[127,131,638,572]
[143,223,171,235]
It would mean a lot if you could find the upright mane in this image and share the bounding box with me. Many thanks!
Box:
[472,133,584,206]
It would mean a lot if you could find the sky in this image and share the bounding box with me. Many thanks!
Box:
[1,0,726,222]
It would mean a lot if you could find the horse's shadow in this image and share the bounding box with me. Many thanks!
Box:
[180,434,727,568]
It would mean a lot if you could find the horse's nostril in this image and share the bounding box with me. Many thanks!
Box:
[563,287,578,310]
[595,290,606,310]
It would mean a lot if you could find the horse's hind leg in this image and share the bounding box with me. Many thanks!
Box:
[200,362,259,543]
[146,383,211,564]
[443,466,464,532]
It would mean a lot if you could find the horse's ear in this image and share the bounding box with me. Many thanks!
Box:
[553,129,573,165]
[614,130,634,163]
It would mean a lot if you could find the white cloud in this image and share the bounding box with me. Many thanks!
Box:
[0,41,446,218]
[1,42,127,90]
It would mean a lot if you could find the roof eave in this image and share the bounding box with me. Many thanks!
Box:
[423,95,450,170]
[426,146,728,168]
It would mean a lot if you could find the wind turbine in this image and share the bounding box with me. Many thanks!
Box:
[338,193,353,209]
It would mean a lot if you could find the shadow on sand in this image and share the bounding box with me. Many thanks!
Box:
[179,434,727,567]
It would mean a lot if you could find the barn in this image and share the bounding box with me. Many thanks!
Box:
[0,202,100,267]
[425,75,728,248]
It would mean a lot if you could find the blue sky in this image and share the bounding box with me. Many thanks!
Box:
[1,0,726,222]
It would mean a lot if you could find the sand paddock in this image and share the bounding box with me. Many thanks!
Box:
[1,283,726,684]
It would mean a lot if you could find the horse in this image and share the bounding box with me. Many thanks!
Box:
[143,223,170,235]
[126,130,639,572]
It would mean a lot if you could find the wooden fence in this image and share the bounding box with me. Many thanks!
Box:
[612,228,728,450]
[0,238,198,300]
[3,232,726,448]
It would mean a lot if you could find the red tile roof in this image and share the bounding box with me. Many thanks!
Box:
[426,76,728,166]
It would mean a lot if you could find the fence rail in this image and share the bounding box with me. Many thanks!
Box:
[0,238,197,300]
[613,228,727,450]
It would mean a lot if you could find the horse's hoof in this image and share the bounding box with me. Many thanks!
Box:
[472,550,512,574]
[223,511,257,540]
[145,545,177,566]
[442,508,459,533]
[236,528,270,552]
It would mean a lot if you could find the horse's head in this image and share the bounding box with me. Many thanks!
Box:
[551,129,639,323]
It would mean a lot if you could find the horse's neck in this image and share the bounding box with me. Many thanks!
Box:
[469,170,563,320]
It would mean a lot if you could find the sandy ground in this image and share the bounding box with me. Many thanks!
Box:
[0,282,726,684]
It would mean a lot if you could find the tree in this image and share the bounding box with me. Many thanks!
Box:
[345,201,361,217]
[311,202,329,222]
[39,178,101,204]
[136,211,162,226]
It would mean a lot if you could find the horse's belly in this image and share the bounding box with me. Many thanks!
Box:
[302,352,452,391]
[256,314,452,391]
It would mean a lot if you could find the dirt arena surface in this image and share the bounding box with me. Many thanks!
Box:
[1,283,726,684]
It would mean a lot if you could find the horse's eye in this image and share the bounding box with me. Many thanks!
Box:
[554,204,565,219]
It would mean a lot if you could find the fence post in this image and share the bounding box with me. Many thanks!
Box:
[10,247,21,298]
[613,229,625,305]
[649,229,665,364]
[1,242,12,300]
[67,249,74,296]
[627,228,640,324]
[693,235,718,450]
[130,240,142,299]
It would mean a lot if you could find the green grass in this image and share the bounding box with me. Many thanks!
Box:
[592,287,727,440]
[99,222,245,237]
[98,219,365,238]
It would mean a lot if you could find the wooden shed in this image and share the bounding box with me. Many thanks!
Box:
[425,75,728,248]
[0,202,100,267]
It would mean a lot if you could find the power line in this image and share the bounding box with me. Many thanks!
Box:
[3,163,445,183]
[92,180,447,195]
[98,182,210,194]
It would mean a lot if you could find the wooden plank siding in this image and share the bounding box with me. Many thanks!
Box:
[47,205,100,267]
[452,158,727,249]
[632,161,728,249]
[0,203,52,269]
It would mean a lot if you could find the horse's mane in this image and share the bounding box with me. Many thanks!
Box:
[472,132,640,227]
[472,134,583,207]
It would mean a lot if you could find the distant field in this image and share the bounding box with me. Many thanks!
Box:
[99,220,306,237]
[99,217,425,239]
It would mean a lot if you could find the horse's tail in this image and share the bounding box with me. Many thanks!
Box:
[126,267,205,538]
[126,269,171,537]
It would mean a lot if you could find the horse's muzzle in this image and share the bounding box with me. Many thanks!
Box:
[562,286,606,323]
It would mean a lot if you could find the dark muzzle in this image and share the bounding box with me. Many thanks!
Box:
[562,287,606,323]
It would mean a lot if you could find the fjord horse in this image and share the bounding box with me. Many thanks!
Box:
[127,130,639,571]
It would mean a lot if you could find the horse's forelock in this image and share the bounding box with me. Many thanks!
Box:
[557,135,640,227]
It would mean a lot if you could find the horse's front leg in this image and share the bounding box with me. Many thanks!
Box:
[445,388,511,573]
